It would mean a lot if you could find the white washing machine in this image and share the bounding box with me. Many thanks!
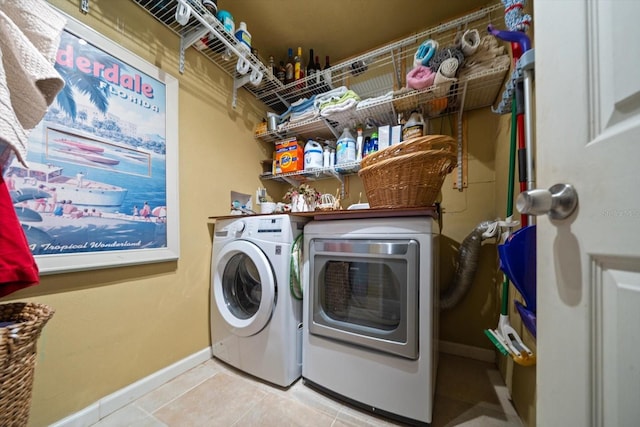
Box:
[211,214,308,387]
[303,216,439,425]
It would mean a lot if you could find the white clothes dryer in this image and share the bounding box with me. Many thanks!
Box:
[303,216,439,425]
[211,214,308,387]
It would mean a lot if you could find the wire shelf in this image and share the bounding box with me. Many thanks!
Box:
[260,160,361,184]
[132,0,511,190]
[131,0,284,101]
[133,0,509,117]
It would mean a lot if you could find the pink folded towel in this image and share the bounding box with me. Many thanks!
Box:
[406,65,435,90]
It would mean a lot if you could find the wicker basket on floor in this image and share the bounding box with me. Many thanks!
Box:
[0,302,55,426]
[358,135,457,208]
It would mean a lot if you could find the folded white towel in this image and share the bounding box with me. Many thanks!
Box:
[289,107,319,124]
[314,86,348,109]
[319,90,360,117]
[357,91,393,109]
[320,97,359,117]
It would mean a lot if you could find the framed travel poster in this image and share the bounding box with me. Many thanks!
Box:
[6,10,180,274]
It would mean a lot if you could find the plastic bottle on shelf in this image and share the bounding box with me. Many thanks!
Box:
[307,48,316,82]
[322,55,332,85]
[336,128,356,170]
[323,145,331,168]
[370,132,379,154]
[294,47,304,88]
[304,140,323,170]
[402,110,425,140]
[356,127,364,162]
[216,10,234,34]
[268,55,275,77]
[276,60,286,84]
[314,55,322,83]
[235,22,251,53]
[363,136,371,157]
[285,48,294,84]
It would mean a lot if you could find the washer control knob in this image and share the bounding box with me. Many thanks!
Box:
[234,221,246,234]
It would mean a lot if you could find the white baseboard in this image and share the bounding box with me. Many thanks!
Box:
[50,347,212,427]
[439,340,496,363]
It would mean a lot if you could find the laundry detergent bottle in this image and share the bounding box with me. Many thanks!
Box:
[336,128,356,171]
[402,110,425,140]
[304,139,323,170]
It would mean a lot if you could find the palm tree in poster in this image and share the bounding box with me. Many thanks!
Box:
[54,32,121,121]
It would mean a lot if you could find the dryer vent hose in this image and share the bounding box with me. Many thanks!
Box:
[440,221,494,310]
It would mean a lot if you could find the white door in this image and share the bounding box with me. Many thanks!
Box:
[535,1,640,425]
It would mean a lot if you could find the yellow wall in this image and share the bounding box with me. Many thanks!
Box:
[0,1,535,426]
[2,1,267,425]
[436,109,501,348]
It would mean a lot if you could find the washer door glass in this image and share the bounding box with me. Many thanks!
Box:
[223,253,262,319]
[213,240,276,337]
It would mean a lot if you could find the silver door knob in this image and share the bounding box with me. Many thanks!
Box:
[516,183,578,220]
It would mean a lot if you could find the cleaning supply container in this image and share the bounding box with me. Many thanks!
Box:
[304,140,324,170]
[217,10,234,34]
[402,110,425,140]
[235,21,251,53]
[336,128,356,171]
[323,145,331,168]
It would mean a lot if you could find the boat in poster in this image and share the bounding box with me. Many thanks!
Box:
[6,161,128,207]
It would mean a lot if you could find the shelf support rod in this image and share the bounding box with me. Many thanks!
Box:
[326,169,346,199]
[390,48,403,90]
[456,80,469,192]
[274,92,291,109]
[232,75,252,109]
[179,25,210,74]
[321,117,341,140]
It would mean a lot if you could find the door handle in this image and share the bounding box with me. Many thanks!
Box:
[516,183,578,220]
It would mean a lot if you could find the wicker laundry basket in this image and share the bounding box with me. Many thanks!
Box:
[358,135,457,208]
[0,302,55,427]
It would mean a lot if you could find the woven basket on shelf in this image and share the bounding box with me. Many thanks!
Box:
[358,135,457,208]
[0,302,55,426]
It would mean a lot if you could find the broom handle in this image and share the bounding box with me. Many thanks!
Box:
[502,96,518,316]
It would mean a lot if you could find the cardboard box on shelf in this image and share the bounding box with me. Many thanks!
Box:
[378,125,390,150]
[391,125,402,145]
[275,137,304,173]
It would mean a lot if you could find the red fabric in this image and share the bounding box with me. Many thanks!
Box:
[0,174,39,298]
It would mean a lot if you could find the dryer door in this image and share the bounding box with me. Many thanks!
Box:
[213,240,276,337]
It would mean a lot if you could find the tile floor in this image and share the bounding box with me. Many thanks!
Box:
[92,353,523,427]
